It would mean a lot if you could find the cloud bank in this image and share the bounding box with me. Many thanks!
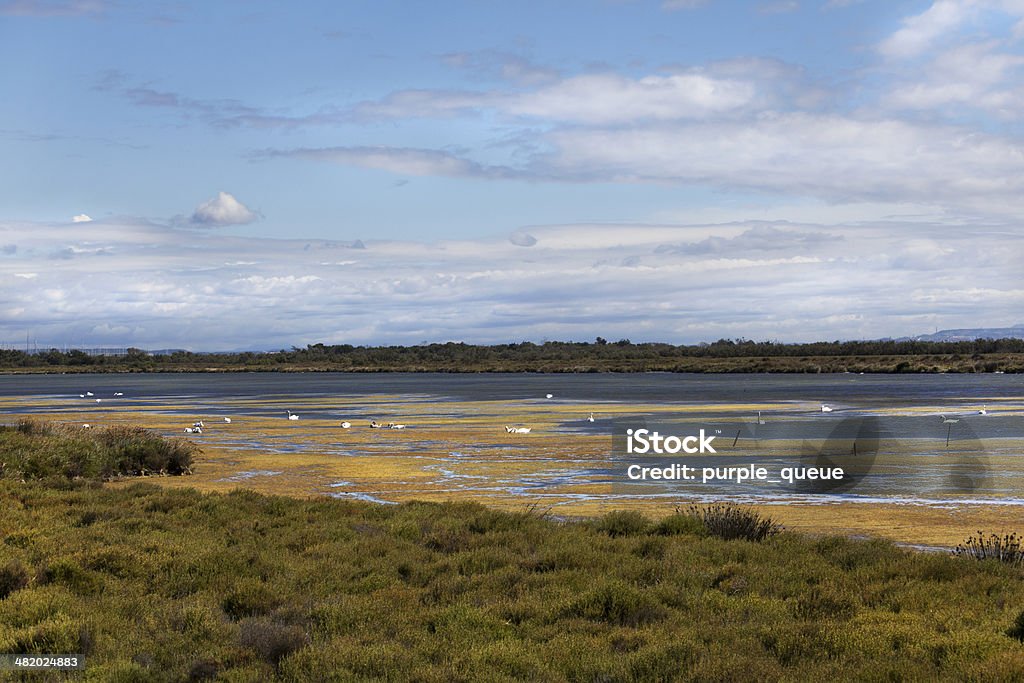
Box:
[0,217,1019,350]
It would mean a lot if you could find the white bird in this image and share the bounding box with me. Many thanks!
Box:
[545,393,553,399]
[340,421,351,429]
[113,392,124,397]
[756,411,766,425]
[86,391,94,396]
[820,404,833,413]
[223,417,232,423]
[369,420,384,428]
[286,411,299,421]
[193,421,204,428]
[388,422,406,430]
[79,394,85,398]
[978,406,988,415]
[95,398,102,403]
[587,412,595,422]
[940,415,960,424]
[184,426,202,434]
[82,424,91,430]
[505,425,531,434]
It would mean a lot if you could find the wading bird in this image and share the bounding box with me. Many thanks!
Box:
[505,425,532,434]
[820,404,833,413]
[286,411,299,421]
[223,417,232,423]
[340,421,351,429]
[587,413,595,422]
[184,426,202,434]
[978,406,988,415]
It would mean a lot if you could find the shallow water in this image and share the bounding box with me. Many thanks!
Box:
[2,372,1023,508]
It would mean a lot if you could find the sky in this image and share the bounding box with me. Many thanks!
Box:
[1,0,1023,350]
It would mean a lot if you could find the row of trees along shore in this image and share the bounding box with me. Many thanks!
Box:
[1,338,1022,372]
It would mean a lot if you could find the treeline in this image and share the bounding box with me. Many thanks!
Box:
[1,337,1023,373]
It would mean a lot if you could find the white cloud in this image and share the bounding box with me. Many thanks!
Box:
[884,40,1024,114]
[506,72,757,124]
[758,1,799,14]
[0,217,1020,349]
[190,191,259,227]
[660,0,708,10]
[72,213,93,223]
[352,71,761,125]
[0,0,107,16]
[538,113,1024,216]
[509,231,537,247]
[262,146,518,179]
[879,0,978,59]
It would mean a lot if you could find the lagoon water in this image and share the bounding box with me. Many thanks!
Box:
[2,372,1023,507]
[1,370,1022,404]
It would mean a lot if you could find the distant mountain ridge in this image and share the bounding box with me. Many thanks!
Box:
[905,325,1024,342]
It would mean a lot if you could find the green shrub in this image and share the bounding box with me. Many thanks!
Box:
[0,562,30,599]
[1007,611,1024,642]
[595,510,650,537]
[0,420,196,480]
[686,504,781,542]
[222,580,280,620]
[566,580,664,627]
[653,512,706,536]
[238,618,309,666]
[40,559,100,595]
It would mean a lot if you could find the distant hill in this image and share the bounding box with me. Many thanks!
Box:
[908,325,1024,342]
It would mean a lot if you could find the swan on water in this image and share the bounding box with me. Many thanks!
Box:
[820,404,833,413]
[287,411,299,421]
[340,421,351,429]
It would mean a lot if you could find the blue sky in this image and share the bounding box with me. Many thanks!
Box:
[1,0,1023,349]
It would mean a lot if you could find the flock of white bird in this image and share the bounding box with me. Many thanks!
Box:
[74,390,596,435]
[76,389,990,438]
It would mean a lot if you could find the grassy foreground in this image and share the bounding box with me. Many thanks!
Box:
[2,481,1024,681]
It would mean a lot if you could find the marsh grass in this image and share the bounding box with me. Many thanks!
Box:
[1,481,1023,680]
[954,532,1024,568]
[0,419,196,480]
[684,503,782,542]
